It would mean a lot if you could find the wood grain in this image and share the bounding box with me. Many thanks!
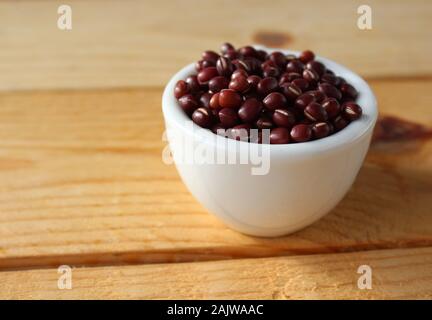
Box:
[0,0,431,90]
[0,0,431,300]
[0,79,431,269]
[1,247,431,299]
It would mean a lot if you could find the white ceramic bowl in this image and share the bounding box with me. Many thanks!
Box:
[162,47,378,237]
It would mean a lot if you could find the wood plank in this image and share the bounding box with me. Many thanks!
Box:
[0,0,431,90]
[1,247,431,299]
[0,79,431,269]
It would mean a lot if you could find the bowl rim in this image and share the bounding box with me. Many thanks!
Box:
[162,46,378,156]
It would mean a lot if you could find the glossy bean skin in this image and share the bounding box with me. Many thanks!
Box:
[270,127,291,144]
[256,117,274,129]
[263,92,287,111]
[238,98,263,123]
[340,83,358,99]
[174,80,189,99]
[174,44,364,144]
[209,76,229,93]
[290,124,312,142]
[178,94,199,115]
[306,61,326,76]
[229,75,250,93]
[272,109,296,128]
[192,107,213,128]
[299,50,315,63]
[342,103,362,120]
[199,92,213,108]
[304,102,328,122]
[312,122,331,139]
[295,93,315,110]
[219,108,239,128]
[197,67,219,85]
[281,83,302,101]
[185,75,201,93]
[218,89,242,108]
[257,77,278,96]
[322,98,340,119]
[286,60,304,74]
[333,115,349,131]
[216,57,234,77]
[318,83,342,100]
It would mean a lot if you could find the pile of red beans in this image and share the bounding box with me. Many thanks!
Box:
[174,43,363,144]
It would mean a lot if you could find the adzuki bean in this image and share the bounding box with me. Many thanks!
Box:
[178,94,199,115]
[192,107,213,128]
[197,67,219,85]
[304,102,328,122]
[247,75,261,90]
[199,92,212,108]
[219,108,239,128]
[216,57,234,77]
[340,83,358,100]
[318,83,342,100]
[306,61,326,76]
[202,51,220,64]
[238,98,263,123]
[312,122,331,139]
[290,124,312,142]
[219,89,242,108]
[270,127,290,144]
[292,78,309,91]
[256,117,274,129]
[209,76,229,93]
[257,77,278,96]
[209,92,220,109]
[174,80,189,99]
[185,75,201,93]
[342,103,362,121]
[263,92,287,111]
[333,115,349,131]
[281,83,302,101]
[174,44,364,144]
[229,75,250,93]
[273,109,296,128]
[322,98,340,119]
[299,50,315,64]
[286,60,304,74]
[295,93,315,110]
[220,42,235,54]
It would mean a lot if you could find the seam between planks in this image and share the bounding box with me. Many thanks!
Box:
[1,240,432,272]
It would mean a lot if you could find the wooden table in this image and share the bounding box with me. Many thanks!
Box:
[0,0,431,299]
